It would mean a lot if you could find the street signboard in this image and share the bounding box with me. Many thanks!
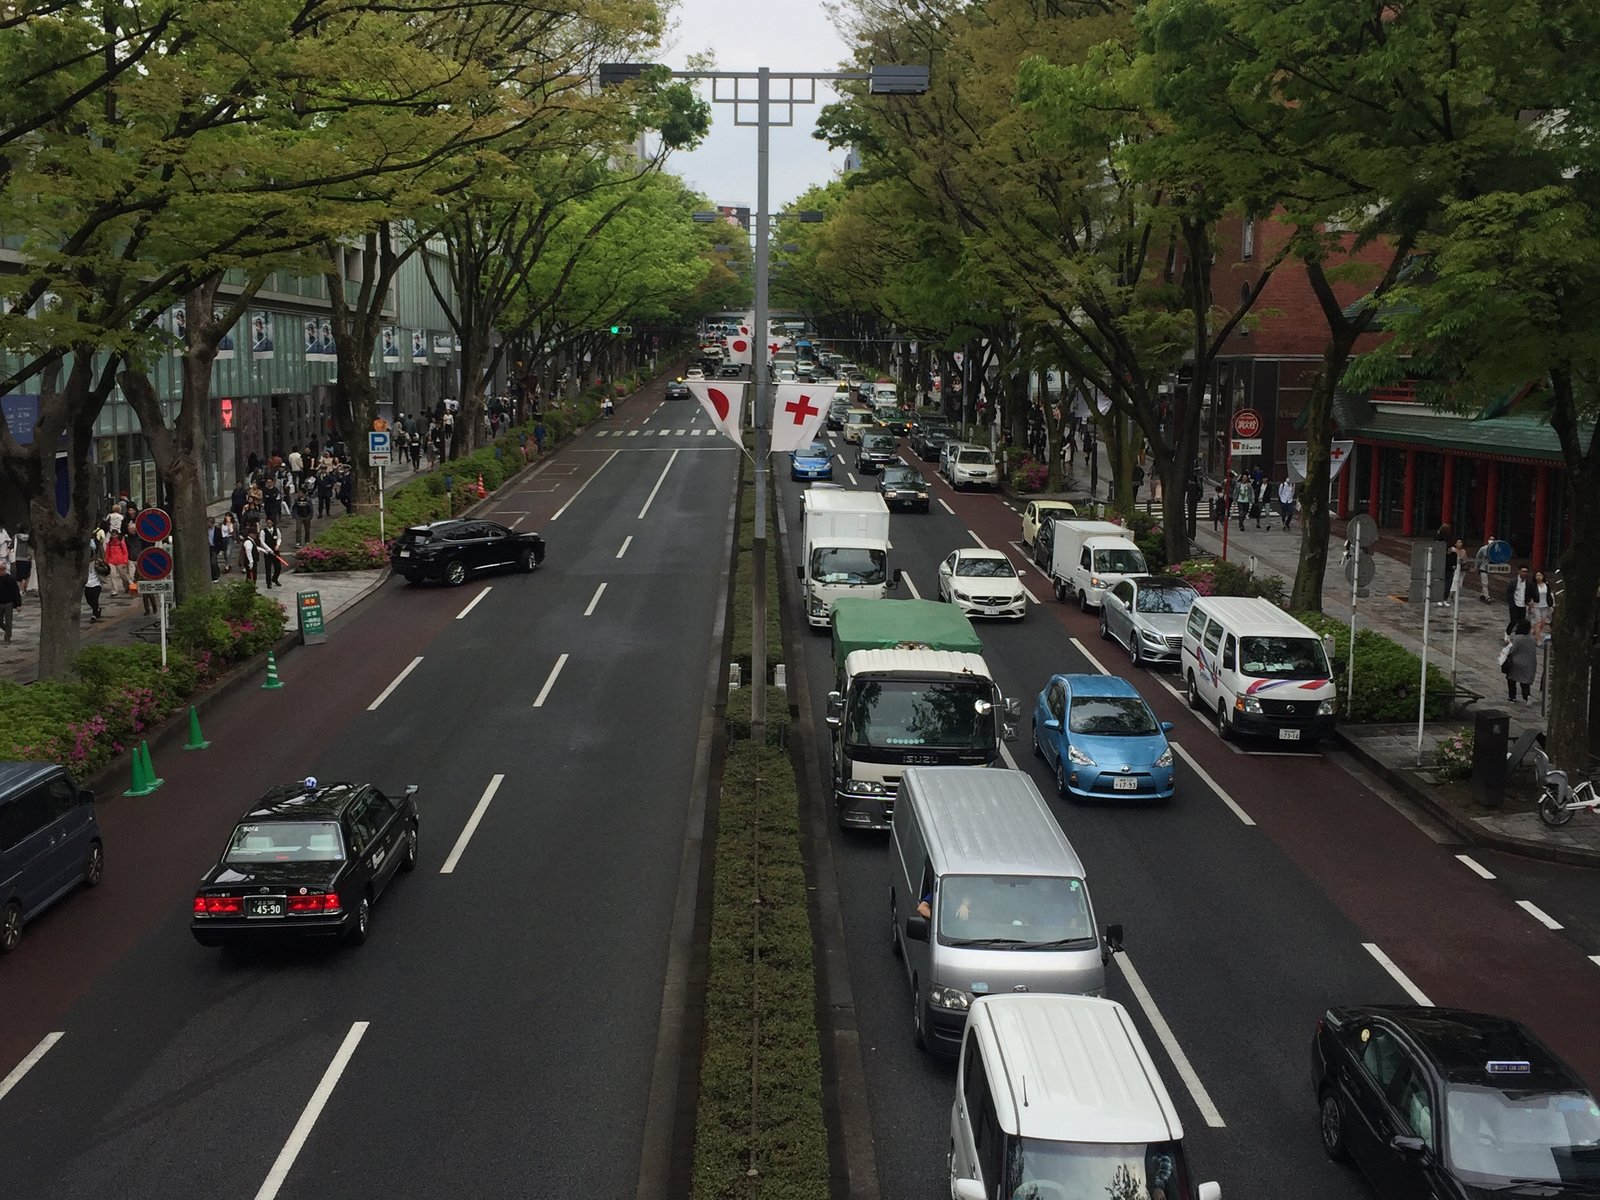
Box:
[1229,437,1263,456]
[1343,552,1375,589]
[136,546,173,580]
[137,578,174,597]
[368,430,392,465]
[1487,539,1513,564]
[297,590,327,645]
[134,507,171,543]
[1232,408,1263,439]
[1348,514,1379,546]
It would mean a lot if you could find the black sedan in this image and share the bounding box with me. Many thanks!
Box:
[192,779,419,947]
[1313,1004,1600,1198]
[912,421,956,462]
[664,379,691,400]
[718,363,744,379]
[390,518,544,586]
[878,465,930,512]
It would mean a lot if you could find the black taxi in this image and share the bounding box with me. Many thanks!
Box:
[192,779,418,948]
[1313,1004,1600,1197]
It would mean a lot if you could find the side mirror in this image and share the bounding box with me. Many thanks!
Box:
[404,784,419,797]
[905,915,930,943]
[890,568,903,589]
[826,691,843,728]
[1388,1135,1427,1158]
[1161,721,1175,733]
[1042,717,1061,732]
[1196,1184,1222,1200]
[79,788,96,806]
[1104,923,1125,954]
[1004,697,1022,720]
[954,1181,986,1200]
[795,565,803,580]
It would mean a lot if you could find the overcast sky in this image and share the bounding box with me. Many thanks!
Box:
[654,0,857,211]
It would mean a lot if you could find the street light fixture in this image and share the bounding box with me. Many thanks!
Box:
[602,60,928,743]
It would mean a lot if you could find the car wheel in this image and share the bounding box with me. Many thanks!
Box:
[0,900,20,955]
[1078,589,1090,613]
[1130,637,1141,668]
[347,893,372,945]
[912,977,928,1050]
[444,560,467,587]
[1055,759,1069,799]
[518,546,538,572]
[1032,720,1044,759]
[400,823,419,872]
[1099,613,1110,641]
[1053,579,1067,603]
[1319,1089,1349,1162]
[84,841,104,888]
[1217,701,1232,741]
[890,896,903,960]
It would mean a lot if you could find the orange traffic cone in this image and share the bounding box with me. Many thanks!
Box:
[475,473,486,498]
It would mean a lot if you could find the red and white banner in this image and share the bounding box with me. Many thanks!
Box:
[737,323,751,336]
[770,382,830,454]
[686,380,745,446]
[724,334,752,365]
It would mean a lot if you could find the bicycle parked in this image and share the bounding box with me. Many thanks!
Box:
[1533,747,1600,827]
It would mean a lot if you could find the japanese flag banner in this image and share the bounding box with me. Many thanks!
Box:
[770,382,830,455]
[686,380,746,447]
[737,323,751,336]
[724,335,752,365]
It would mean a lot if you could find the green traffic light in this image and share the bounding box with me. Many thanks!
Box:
[610,325,620,334]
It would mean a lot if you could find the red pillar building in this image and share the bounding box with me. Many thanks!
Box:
[1401,449,1418,537]
[1533,466,1551,570]
[1440,454,1455,529]
[1337,457,1351,518]
[1482,462,1499,543]
[1368,445,1381,519]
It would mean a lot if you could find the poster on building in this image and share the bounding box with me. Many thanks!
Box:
[213,308,234,359]
[250,311,274,358]
[1286,440,1356,482]
[302,316,329,364]
[169,305,187,356]
[432,334,453,358]
[381,326,400,364]
[318,317,335,362]
[411,329,428,364]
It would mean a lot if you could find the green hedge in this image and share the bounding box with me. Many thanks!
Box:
[1296,611,1452,722]
[1169,556,1286,603]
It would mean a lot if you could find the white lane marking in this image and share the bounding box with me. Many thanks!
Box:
[692,428,703,436]
[253,1022,370,1200]
[902,573,921,599]
[966,528,989,549]
[836,455,845,465]
[1363,942,1433,1006]
[658,428,670,437]
[583,582,607,617]
[998,742,1020,771]
[1113,953,1226,1128]
[550,450,618,522]
[847,473,858,486]
[1070,638,1111,676]
[509,515,526,529]
[532,652,569,708]
[440,774,505,875]
[1518,899,1564,930]
[675,428,687,435]
[1020,582,1041,605]
[1157,677,1188,705]
[596,430,609,437]
[617,535,633,559]
[938,499,955,515]
[1455,854,1496,880]
[628,429,639,437]
[368,656,423,711]
[638,449,680,519]
[0,1032,64,1104]
[1171,744,1256,826]
[1591,956,1600,970]
[455,587,491,620]
[642,414,651,424]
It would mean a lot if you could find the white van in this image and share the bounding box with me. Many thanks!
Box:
[950,993,1222,1200]
[891,768,1114,1056]
[1181,596,1337,746]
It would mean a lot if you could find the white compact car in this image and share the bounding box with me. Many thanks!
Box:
[937,548,1027,620]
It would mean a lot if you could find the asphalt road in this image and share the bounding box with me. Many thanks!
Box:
[779,426,1600,1200]
[0,389,737,1200]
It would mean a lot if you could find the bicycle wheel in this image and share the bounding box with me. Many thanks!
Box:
[1538,787,1575,827]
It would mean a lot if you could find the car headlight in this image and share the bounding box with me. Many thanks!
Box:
[1318,699,1337,716]
[1089,576,1104,587]
[928,984,973,1011]
[1067,744,1096,766]
[1154,748,1173,768]
[848,779,890,796]
[953,590,971,603]
[1140,628,1166,644]
[1238,696,1263,714]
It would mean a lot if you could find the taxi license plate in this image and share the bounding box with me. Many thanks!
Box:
[1279,728,1301,741]
[247,898,284,917]
[398,549,411,557]
[1113,777,1138,791]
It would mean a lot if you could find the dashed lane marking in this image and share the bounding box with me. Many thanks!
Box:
[0,1032,63,1105]
[1070,638,1111,675]
[617,535,632,559]
[1455,854,1496,880]
[368,657,423,711]
[441,775,505,875]
[1517,899,1564,930]
[1363,942,1433,1006]
[532,653,569,708]
[902,573,921,599]
[1171,744,1256,826]
[550,450,618,522]
[966,528,988,549]
[584,582,607,617]
[638,449,680,519]
[253,1022,370,1200]
[1113,953,1227,1128]
[455,588,491,620]
[938,499,955,515]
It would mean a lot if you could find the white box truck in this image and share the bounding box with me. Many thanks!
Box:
[1048,518,1148,612]
[798,489,897,627]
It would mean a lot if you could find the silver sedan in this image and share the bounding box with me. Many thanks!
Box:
[1099,576,1199,667]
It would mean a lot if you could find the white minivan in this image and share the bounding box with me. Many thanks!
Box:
[950,993,1222,1200]
[1182,595,1337,746]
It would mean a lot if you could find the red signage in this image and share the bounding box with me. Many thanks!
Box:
[219,397,234,430]
[1232,408,1263,439]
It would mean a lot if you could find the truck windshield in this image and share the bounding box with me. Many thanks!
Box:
[845,679,995,750]
[1007,1139,1194,1200]
[1093,546,1147,574]
[938,875,1094,949]
[811,548,886,586]
[1239,636,1329,679]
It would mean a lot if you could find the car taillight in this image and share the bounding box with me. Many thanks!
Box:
[287,893,341,913]
[194,894,242,914]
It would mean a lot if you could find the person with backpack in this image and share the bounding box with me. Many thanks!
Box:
[292,487,314,548]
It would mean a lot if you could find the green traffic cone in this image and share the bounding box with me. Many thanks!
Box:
[261,650,284,690]
[183,705,210,751]
[140,740,164,791]
[122,742,152,797]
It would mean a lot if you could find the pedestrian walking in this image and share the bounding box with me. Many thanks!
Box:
[292,488,314,547]
[1278,479,1297,531]
[260,519,284,588]
[1450,538,1468,604]
[1474,533,1496,603]
[0,522,12,574]
[409,430,422,471]
[534,419,547,455]
[11,527,31,596]
[218,513,237,572]
[240,532,257,584]
[1505,566,1531,637]
[1250,468,1268,529]
[1130,462,1145,506]
[206,518,223,582]
[230,478,248,520]
[1527,570,1554,642]
[84,556,104,622]
[104,529,133,595]
[0,561,19,642]
[1500,620,1537,703]
[1233,474,1252,531]
[1434,523,1456,606]
[315,468,334,517]
[338,467,354,515]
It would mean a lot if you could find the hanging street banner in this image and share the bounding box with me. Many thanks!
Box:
[1286,440,1356,482]
[770,383,831,455]
[685,380,746,447]
[724,334,752,365]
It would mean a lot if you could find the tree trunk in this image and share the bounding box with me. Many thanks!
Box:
[1545,369,1600,770]
[1290,335,1357,612]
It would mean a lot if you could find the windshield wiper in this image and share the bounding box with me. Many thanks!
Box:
[1024,937,1097,949]
[943,936,1028,947]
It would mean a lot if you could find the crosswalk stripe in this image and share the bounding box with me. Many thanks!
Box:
[628,429,639,437]
[692,428,702,436]
[675,429,686,435]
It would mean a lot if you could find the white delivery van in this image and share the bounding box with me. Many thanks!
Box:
[891,768,1113,1056]
[1047,519,1148,611]
[950,993,1222,1200]
[797,490,897,627]
[1182,596,1337,746]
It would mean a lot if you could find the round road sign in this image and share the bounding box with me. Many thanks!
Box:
[1232,408,1263,439]
[1344,552,1376,589]
[134,507,171,543]
[136,546,173,581]
[1487,539,1513,565]
[1347,513,1379,546]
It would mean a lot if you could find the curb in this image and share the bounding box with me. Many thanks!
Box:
[1335,729,1600,869]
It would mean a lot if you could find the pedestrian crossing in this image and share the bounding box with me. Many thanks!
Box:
[594,427,711,438]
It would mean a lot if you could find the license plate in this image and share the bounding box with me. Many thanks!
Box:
[983,607,1001,616]
[398,549,410,557]
[1279,728,1301,741]
[1113,776,1138,791]
[247,897,284,917]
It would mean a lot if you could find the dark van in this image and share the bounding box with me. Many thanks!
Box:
[0,764,103,954]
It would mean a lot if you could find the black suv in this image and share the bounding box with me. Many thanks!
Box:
[391,519,545,586]
[912,421,956,462]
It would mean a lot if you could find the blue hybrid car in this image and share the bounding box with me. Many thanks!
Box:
[789,440,834,481]
[1032,674,1175,802]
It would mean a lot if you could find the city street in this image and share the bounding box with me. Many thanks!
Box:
[0,391,737,1200]
[779,429,1600,1200]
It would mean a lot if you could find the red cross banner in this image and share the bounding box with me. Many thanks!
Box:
[724,334,752,365]
[685,380,746,447]
[770,382,830,454]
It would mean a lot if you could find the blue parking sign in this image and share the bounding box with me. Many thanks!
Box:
[368,430,392,464]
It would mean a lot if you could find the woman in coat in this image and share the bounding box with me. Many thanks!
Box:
[1527,570,1554,641]
[1503,619,1538,703]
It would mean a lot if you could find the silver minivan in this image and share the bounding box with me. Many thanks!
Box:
[890,766,1120,1056]
[0,763,104,954]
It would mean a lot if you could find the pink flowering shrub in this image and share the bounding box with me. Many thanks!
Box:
[1434,729,1474,781]
[1006,455,1051,494]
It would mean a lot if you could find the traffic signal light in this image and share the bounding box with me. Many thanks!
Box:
[610,325,620,335]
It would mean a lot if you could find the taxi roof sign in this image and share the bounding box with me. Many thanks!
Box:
[1485,1060,1532,1075]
